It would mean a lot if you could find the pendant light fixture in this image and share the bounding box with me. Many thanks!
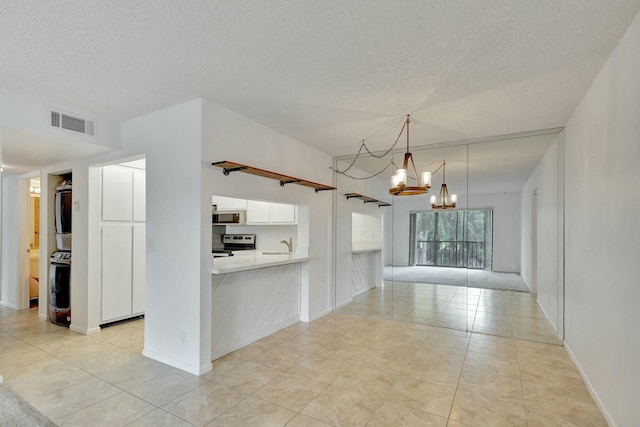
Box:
[389,115,432,196]
[430,160,457,209]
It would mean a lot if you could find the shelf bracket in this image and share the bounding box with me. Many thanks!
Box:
[222,166,248,176]
[315,187,333,193]
[280,179,302,187]
[344,192,392,207]
[345,193,364,200]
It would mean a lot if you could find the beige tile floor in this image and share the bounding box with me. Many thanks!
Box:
[339,282,559,344]
[0,305,605,426]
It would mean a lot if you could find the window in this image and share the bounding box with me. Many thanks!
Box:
[410,209,493,269]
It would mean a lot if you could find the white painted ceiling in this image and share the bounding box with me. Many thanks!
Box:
[0,127,112,175]
[1,1,639,170]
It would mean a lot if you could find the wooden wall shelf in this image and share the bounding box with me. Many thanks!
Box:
[212,161,336,193]
[344,193,392,207]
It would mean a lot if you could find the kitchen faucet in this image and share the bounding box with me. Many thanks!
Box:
[280,237,293,253]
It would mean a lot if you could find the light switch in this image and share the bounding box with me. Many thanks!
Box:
[73,200,80,212]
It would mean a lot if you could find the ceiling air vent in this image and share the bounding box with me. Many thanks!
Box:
[50,110,95,136]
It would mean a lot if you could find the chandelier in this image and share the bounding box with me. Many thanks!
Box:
[389,115,432,196]
[332,114,457,207]
[430,160,457,209]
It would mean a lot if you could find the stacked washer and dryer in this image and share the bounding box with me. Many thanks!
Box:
[49,179,72,326]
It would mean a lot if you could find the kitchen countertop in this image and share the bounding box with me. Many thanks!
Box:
[212,251,309,275]
[352,242,383,253]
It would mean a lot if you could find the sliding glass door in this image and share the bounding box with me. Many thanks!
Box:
[410,210,493,269]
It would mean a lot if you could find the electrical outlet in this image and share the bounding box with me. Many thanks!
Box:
[180,331,187,345]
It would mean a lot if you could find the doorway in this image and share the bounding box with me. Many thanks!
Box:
[14,175,42,311]
[27,178,40,307]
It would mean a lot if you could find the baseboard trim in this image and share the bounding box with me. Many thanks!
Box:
[143,348,212,376]
[336,298,353,309]
[70,324,101,335]
[309,307,334,322]
[211,315,300,360]
[564,342,616,427]
[352,286,373,298]
[535,298,558,335]
[0,300,17,310]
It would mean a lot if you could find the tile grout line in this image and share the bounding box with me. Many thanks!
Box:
[514,340,532,427]
[442,324,471,425]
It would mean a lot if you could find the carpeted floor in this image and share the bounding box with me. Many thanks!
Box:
[384,266,530,292]
[0,383,57,426]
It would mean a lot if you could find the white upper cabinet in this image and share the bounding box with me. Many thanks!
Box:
[213,196,248,211]
[246,200,297,224]
[102,165,133,221]
[269,202,296,223]
[246,200,271,223]
[132,169,146,222]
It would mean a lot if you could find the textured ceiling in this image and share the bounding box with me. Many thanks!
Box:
[0,127,112,175]
[1,0,639,162]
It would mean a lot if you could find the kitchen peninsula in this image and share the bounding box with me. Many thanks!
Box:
[211,252,309,360]
[211,251,308,274]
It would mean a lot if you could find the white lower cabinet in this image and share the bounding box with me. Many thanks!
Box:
[100,163,146,324]
[131,224,145,314]
[101,223,145,323]
[101,224,133,322]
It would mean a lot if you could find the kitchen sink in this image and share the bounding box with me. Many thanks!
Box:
[262,252,291,255]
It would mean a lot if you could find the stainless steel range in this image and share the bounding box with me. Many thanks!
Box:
[212,234,256,257]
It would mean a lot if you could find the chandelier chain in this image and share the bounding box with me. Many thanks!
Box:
[333,161,399,180]
[332,117,408,176]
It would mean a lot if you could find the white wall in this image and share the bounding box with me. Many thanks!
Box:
[563,9,640,426]
[334,163,391,308]
[519,137,561,331]
[520,137,560,291]
[0,88,120,150]
[468,191,521,273]
[352,212,383,244]
[201,99,336,323]
[122,99,208,375]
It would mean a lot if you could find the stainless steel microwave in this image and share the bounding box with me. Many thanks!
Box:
[212,210,246,224]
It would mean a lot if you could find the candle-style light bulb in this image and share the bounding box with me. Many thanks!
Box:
[391,174,400,188]
[396,169,407,186]
[421,171,431,188]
